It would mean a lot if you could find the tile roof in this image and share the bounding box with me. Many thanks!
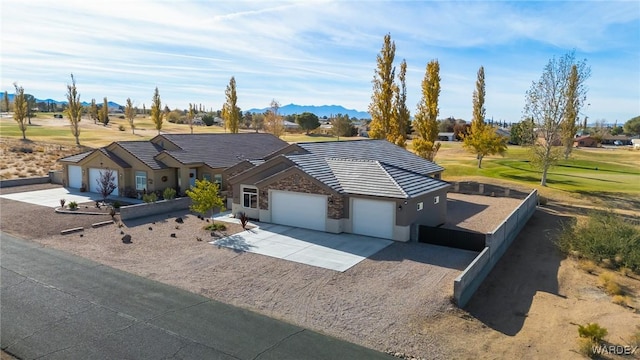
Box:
[283,154,449,199]
[58,150,94,163]
[297,140,444,175]
[98,148,131,168]
[159,133,289,168]
[115,141,167,169]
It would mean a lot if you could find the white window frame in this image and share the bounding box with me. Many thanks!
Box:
[135,171,147,191]
[242,186,258,209]
[434,196,440,205]
[417,202,424,211]
[214,174,222,187]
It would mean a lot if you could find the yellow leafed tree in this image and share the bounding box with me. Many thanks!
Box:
[463,66,507,168]
[413,60,441,161]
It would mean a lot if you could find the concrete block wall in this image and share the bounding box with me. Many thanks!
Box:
[120,197,192,221]
[453,189,538,307]
[0,176,50,188]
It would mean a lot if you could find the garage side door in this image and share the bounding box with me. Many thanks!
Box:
[89,168,119,196]
[352,198,395,239]
[68,165,82,189]
[271,191,326,231]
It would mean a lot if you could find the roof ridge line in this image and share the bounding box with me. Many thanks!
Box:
[376,161,408,197]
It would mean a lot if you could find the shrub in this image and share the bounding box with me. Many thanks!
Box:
[204,223,226,231]
[238,212,249,229]
[599,272,624,296]
[537,195,548,206]
[60,198,66,208]
[578,259,598,274]
[118,124,126,131]
[112,201,121,209]
[557,209,640,272]
[68,201,78,210]
[142,192,157,203]
[163,187,176,200]
[611,295,630,307]
[578,323,608,343]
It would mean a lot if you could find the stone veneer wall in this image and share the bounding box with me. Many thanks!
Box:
[259,172,343,219]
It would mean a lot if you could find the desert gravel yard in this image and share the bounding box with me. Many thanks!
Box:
[1,185,522,358]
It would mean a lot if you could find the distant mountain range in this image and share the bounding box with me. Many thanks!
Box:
[4,94,370,119]
[247,104,370,119]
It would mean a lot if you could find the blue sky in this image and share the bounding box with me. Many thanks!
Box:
[2,1,639,123]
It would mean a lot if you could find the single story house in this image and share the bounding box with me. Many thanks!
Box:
[58,133,289,197]
[226,140,449,242]
[573,135,598,148]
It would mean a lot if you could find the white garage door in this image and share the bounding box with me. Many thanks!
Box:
[352,198,395,239]
[68,165,82,189]
[271,191,326,231]
[89,168,119,196]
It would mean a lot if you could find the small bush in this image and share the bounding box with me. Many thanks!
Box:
[118,124,126,131]
[538,195,548,205]
[238,212,249,229]
[578,259,598,274]
[611,295,630,307]
[68,201,78,210]
[599,272,624,296]
[204,223,226,231]
[577,338,596,358]
[578,323,608,343]
[60,198,66,208]
[112,201,121,209]
[163,187,176,200]
[142,192,157,203]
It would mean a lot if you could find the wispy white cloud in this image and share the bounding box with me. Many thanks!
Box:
[1,1,638,121]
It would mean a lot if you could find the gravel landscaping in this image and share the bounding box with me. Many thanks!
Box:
[1,184,525,358]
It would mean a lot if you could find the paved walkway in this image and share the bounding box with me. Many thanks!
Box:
[0,187,141,208]
[212,213,393,272]
[0,232,394,360]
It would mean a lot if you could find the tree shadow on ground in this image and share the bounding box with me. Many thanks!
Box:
[464,208,571,336]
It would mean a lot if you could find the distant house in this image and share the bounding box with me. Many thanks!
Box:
[573,135,598,148]
[632,139,640,150]
[58,134,289,197]
[283,120,300,130]
[602,135,632,146]
[438,132,455,141]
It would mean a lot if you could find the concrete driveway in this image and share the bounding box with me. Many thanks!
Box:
[0,187,140,208]
[211,215,393,272]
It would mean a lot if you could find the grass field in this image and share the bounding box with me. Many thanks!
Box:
[2,113,638,208]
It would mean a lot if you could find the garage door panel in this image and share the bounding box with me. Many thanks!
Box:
[271,191,326,231]
[352,198,394,239]
[89,168,119,196]
[68,165,82,189]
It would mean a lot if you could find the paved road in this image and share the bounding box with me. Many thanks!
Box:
[1,232,394,360]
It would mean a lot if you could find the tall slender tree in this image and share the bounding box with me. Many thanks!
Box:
[65,74,82,146]
[524,52,590,186]
[125,98,136,134]
[89,98,98,124]
[390,59,409,147]
[24,94,35,125]
[560,65,580,159]
[463,66,507,168]
[2,91,9,113]
[222,76,239,133]
[413,60,441,161]
[368,33,396,141]
[187,103,195,134]
[12,83,28,140]
[99,97,109,126]
[150,87,163,134]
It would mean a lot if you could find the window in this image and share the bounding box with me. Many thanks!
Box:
[417,202,424,211]
[242,187,258,209]
[135,171,147,191]
[434,196,440,205]
[214,174,222,187]
[203,173,212,182]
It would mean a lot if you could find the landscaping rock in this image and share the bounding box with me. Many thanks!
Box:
[175,217,184,224]
[170,233,176,238]
[120,230,125,235]
[148,227,153,231]
[122,234,132,243]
